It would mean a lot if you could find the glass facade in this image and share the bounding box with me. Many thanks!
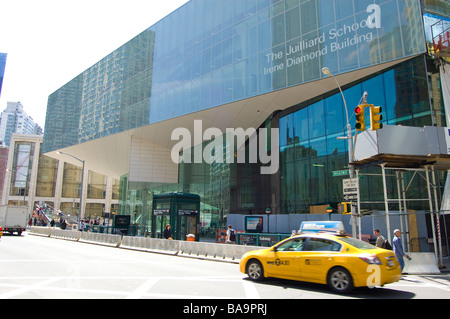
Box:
[0,53,6,98]
[87,171,107,200]
[9,141,35,202]
[35,155,58,197]
[44,0,426,153]
[279,56,446,214]
[44,0,446,237]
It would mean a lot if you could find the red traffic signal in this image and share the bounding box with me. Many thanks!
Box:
[354,106,366,131]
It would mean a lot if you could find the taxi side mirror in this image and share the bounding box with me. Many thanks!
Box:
[271,247,278,252]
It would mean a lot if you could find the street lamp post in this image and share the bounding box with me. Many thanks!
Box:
[322,67,357,237]
[57,151,85,229]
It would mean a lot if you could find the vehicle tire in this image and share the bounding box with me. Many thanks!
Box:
[246,260,264,281]
[327,267,354,294]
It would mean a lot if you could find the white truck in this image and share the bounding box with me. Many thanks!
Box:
[0,205,28,235]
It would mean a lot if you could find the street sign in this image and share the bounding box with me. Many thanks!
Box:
[332,169,349,177]
[343,178,359,194]
[344,194,358,201]
[343,178,359,203]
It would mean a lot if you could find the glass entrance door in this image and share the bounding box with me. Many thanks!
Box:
[179,215,198,241]
[154,215,171,239]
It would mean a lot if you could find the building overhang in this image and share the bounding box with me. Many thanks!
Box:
[45,57,418,180]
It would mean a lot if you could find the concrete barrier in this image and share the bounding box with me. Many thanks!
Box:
[404,252,441,274]
[178,241,263,262]
[29,226,52,237]
[120,236,180,255]
[79,232,122,248]
[51,229,80,241]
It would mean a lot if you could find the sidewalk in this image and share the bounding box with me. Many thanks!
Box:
[440,257,450,273]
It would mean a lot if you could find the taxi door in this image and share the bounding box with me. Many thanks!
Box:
[298,238,342,283]
[265,237,306,280]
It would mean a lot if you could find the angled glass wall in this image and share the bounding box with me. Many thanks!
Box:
[278,56,446,214]
[0,53,6,98]
[44,0,426,153]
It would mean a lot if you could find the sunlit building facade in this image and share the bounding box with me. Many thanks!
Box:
[43,0,449,239]
[2,134,119,221]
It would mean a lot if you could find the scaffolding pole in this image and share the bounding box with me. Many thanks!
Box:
[431,166,444,268]
[359,164,445,268]
[381,163,392,244]
[425,166,440,266]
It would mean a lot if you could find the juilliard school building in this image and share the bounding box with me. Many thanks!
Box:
[43,0,450,245]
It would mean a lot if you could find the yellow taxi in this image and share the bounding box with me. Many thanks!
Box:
[0,227,3,238]
[240,221,402,293]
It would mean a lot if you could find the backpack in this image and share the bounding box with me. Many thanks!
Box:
[384,239,393,250]
[229,229,236,242]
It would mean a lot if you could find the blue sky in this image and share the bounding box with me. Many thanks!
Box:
[0,0,189,127]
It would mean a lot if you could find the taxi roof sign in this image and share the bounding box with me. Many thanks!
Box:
[299,221,346,235]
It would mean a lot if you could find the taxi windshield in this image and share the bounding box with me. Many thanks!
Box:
[339,237,376,250]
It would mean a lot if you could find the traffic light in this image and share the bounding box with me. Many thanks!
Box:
[355,106,366,131]
[370,106,383,131]
[338,202,351,215]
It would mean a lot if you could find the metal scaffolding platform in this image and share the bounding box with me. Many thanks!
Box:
[352,125,450,268]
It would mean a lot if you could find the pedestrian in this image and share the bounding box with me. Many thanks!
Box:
[164,224,172,240]
[226,225,237,244]
[373,229,386,248]
[393,229,410,272]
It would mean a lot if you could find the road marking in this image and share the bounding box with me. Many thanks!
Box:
[126,278,160,299]
[242,279,260,299]
[0,277,61,299]
[0,275,247,299]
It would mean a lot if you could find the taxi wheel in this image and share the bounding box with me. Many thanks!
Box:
[246,260,264,281]
[327,267,354,294]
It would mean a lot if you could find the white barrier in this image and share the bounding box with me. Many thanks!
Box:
[404,252,441,274]
[79,232,122,248]
[51,229,80,241]
[120,236,180,255]
[178,241,263,262]
[29,226,51,237]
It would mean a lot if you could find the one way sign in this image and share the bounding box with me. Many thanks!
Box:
[343,178,359,202]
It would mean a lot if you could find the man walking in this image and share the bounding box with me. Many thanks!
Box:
[393,229,410,271]
[373,229,386,248]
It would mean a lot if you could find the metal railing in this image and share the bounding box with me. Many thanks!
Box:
[236,233,290,247]
[431,14,450,57]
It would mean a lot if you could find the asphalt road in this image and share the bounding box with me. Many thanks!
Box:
[0,232,449,300]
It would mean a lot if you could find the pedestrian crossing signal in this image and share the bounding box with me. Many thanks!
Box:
[338,203,351,215]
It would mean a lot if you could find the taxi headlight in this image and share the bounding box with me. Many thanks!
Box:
[359,254,383,265]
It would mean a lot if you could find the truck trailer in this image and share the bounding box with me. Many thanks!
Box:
[0,205,28,235]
